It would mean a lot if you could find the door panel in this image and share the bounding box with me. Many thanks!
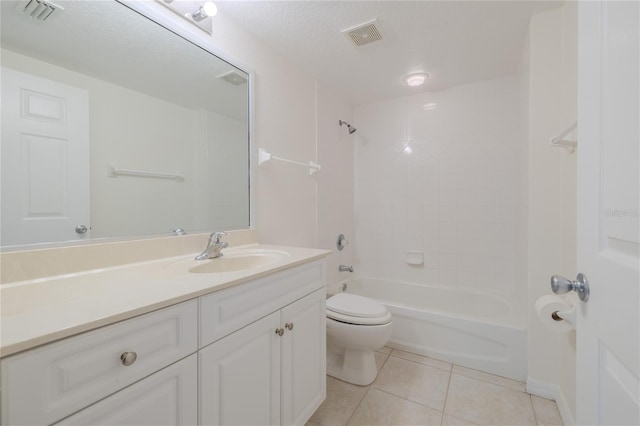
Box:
[576,2,639,424]
[1,67,90,246]
[281,289,326,426]
[199,311,281,426]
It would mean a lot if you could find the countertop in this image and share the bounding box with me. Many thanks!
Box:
[0,244,331,358]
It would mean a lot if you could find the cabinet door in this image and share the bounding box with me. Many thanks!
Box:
[55,354,197,425]
[200,311,281,426]
[281,289,326,426]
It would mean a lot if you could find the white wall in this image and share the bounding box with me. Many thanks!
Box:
[352,76,526,308]
[210,13,355,287]
[210,15,318,248]
[525,4,578,424]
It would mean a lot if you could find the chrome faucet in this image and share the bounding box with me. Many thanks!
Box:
[195,231,229,260]
[339,264,354,273]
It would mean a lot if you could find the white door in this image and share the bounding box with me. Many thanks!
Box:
[281,289,326,426]
[55,355,198,425]
[199,311,281,426]
[576,2,639,425]
[1,67,90,246]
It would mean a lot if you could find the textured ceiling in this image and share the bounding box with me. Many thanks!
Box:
[216,0,563,105]
[1,0,248,120]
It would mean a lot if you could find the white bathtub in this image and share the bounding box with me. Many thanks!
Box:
[343,278,527,381]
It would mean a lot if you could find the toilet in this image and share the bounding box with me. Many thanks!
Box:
[326,293,393,386]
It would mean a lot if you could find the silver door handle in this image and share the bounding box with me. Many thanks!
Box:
[75,225,88,234]
[550,273,590,302]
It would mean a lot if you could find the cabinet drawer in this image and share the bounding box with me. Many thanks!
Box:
[1,300,197,426]
[199,259,325,348]
[55,354,197,426]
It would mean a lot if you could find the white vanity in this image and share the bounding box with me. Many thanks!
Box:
[0,241,329,425]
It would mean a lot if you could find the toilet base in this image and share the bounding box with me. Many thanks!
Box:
[326,341,378,386]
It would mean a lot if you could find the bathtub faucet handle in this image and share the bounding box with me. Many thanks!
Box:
[339,265,354,273]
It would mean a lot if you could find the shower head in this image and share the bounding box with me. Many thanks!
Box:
[339,120,357,134]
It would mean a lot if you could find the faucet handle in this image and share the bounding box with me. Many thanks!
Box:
[210,231,228,243]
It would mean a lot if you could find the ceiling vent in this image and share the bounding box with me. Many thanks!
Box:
[342,19,383,47]
[217,71,248,86]
[15,0,63,21]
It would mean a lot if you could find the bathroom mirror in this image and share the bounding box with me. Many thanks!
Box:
[0,0,250,249]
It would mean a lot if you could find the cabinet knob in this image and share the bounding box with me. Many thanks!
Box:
[275,328,284,337]
[285,322,294,331]
[120,351,138,366]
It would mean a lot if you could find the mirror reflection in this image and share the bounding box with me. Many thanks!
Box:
[0,0,250,248]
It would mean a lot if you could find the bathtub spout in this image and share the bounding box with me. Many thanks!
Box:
[339,265,354,273]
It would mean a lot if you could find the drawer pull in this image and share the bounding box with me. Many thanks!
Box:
[120,351,138,366]
[275,328,284,337]
[285,322,294,331]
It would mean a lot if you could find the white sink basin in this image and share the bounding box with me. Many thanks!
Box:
[188,249,289,274]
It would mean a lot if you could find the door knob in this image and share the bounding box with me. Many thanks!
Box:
[75,225,88,234]
[550,273,590,302]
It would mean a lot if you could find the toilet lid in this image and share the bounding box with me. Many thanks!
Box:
[326,309,392,326]
[326,293,388,318]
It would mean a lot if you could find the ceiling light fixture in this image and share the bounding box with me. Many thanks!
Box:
[403,72,429,87]
[190,1,217,22]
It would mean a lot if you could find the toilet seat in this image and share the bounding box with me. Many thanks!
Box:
[326,294,391,325]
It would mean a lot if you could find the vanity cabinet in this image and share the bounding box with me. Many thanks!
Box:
[0,259,327,426]
[199,288,326,426]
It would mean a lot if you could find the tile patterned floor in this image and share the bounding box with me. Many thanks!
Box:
[307,347,564,426]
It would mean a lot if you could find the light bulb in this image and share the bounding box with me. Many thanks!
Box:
[202,1,217,17]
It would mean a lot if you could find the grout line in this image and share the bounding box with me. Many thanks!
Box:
[386,350,453,373]
[529,394,540,426]
[440,364,455,426]
[341,352,391,426]
[343,384,370,426]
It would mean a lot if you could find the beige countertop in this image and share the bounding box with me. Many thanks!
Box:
[0,244,331,358]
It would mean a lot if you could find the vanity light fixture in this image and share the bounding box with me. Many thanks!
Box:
[403,72,429,87]
[190,1,217,22]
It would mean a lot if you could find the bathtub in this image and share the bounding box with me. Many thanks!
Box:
[343,278,527,381]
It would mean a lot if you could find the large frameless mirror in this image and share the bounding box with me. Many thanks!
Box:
[0,0,250,249]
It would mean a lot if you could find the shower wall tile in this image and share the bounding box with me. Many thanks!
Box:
[316,83,355,293]
[353,75,525,299]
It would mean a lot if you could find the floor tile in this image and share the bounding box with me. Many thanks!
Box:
[372,355,451,411]
[306,376,368,426]
[390,349,453,372]
[376,345,393,355]
[531,395,564,426]
[347,388,442,426]
[445,374,536,426]
[442,414,480,426]
[374,351,389,372]
[452,365,526,392]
